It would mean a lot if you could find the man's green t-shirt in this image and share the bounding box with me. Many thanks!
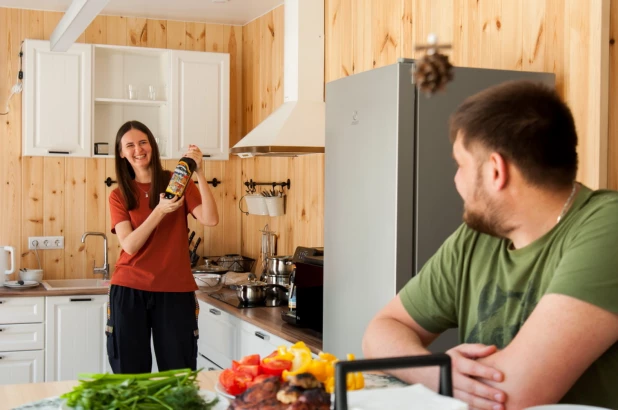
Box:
[400,185,618,407]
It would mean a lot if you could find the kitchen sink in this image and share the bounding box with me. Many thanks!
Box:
[41,279,110,291]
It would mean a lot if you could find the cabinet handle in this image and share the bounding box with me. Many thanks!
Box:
[0,328,4,332]
[255,331,270,341]
[48,150,71,154]
[209,308,221,316]
[0,356,3,360]
[208,367,216,371]
[202,154,211,158]
[70,298,93,302]
[0,300,4,304]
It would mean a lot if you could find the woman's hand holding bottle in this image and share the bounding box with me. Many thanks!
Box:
[184,144,203,172]
[156,194,184,215]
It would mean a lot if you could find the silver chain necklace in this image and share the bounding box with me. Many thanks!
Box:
[135,182,150,198]
[556,182,578,223]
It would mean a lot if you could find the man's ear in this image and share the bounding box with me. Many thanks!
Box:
[489,152,508,190]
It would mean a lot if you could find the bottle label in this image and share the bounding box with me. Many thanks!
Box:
[166,160,192,198]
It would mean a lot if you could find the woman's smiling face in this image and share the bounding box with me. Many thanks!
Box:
[119,128,152,170]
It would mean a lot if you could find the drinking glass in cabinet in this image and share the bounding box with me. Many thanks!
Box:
[127,84,138,100]
[148,85,157,101]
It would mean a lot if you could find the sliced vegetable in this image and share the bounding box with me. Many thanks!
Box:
[260,359,293,376]
[219,368,248,396]
[239,354,261,366]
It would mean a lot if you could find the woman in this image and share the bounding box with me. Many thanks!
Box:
[106,120,218,373]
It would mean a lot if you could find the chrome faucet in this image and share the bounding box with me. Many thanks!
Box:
[81,232,109,280]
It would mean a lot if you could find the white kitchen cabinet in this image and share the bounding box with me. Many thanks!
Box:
[170,50,230,160]
[0,350,44,384]
[23,39,92,157]
[23,40,229,160]
[237,320,291,360]
[197,352,222,371]
[45,295,107,381]
[0,296,45,385]
[93,45,172,158]
[197,300,238,369]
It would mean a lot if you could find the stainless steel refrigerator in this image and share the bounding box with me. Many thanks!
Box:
[324,59,554,358]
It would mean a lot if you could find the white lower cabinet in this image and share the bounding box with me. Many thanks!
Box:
[197,300,239,369]
[237,320,290,359]
[45,295,107,381]
[0,296,45,385]
[197,352,222,371]
[0,350,44,384]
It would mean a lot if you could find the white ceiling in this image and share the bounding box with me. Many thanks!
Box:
[0,0,284,25]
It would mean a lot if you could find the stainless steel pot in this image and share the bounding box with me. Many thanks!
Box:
[264,284,288,307]
[266,256,295,276]
[234,281,267,305]
[261,273,291,287]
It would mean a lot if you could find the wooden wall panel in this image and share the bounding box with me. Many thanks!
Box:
[0,8,242,279]
[238,7,324,274]
[322,0,609,190]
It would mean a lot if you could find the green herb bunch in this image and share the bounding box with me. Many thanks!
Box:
[60,368,219,410]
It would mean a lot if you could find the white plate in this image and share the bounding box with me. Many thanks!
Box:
[59,389,229,409]
[214,382,236,400]
[4,280,39,289]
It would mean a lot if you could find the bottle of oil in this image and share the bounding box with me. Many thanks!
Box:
[164,157,197,199]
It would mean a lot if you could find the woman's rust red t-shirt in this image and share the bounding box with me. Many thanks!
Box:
[108,179,200,292]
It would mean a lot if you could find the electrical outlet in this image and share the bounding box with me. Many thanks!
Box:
[28,236,64,250]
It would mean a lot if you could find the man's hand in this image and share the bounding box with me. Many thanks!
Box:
[446,344,506,410]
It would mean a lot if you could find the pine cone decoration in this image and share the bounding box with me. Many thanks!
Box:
[414,52,454,95]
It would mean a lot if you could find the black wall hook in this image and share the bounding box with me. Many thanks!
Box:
[104,177,117,187]
[195,178,221,187]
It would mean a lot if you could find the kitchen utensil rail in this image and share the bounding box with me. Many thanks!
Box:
[334,353,453,410]
[244,179,291,193]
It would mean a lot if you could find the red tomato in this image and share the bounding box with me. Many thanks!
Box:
[263,350,278,361]
[236,364,261,378]
[246,374,273,388]
[218,369,247,396]
[239,354,261,366]
[231,360,241,372]
[260,359,293,376]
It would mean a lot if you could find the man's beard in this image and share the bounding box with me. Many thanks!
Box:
[463,180,513,238]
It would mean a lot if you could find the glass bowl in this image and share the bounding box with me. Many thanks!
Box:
[194,273,226,293]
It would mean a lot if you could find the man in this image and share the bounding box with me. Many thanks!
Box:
[362,81,618,410]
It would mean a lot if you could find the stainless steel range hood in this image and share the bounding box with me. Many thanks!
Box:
[230,0,325,158]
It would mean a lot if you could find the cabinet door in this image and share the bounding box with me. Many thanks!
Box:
[237,321,291,360]
[23,39,92,157]
[0,350,44,385]
[197,352,222,371]
[45,295,107,381]
[0,296,44,324]
[197,300,238,368]
[171,50,229,160]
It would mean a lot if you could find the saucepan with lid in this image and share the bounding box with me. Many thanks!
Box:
[231,280,268,305]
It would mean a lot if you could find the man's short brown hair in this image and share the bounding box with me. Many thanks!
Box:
[449,80,578,189]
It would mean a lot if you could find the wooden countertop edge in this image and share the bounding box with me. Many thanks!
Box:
[195,291,323,355]
[0,285,108,297]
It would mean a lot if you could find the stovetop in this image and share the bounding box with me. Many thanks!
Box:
[207,288,283,309]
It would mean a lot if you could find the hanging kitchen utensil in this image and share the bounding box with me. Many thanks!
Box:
[413,33,454,96]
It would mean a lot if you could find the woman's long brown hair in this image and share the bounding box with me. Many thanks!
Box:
[114,121,170,210]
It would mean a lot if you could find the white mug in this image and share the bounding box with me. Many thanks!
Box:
[0,246,15,286]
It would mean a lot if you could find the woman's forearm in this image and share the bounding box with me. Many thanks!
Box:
[195,171,219,226]
[119,209,165,255]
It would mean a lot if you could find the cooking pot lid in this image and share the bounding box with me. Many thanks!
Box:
[192,265,228,274]
[236,280,267,287]
[266,255,293,262]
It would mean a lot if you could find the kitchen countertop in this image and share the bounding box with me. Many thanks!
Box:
[1,370,222,410]
[0,284,108,297]
[196,288,323,354]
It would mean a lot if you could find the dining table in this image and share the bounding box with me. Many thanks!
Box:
[0,370,223,410]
